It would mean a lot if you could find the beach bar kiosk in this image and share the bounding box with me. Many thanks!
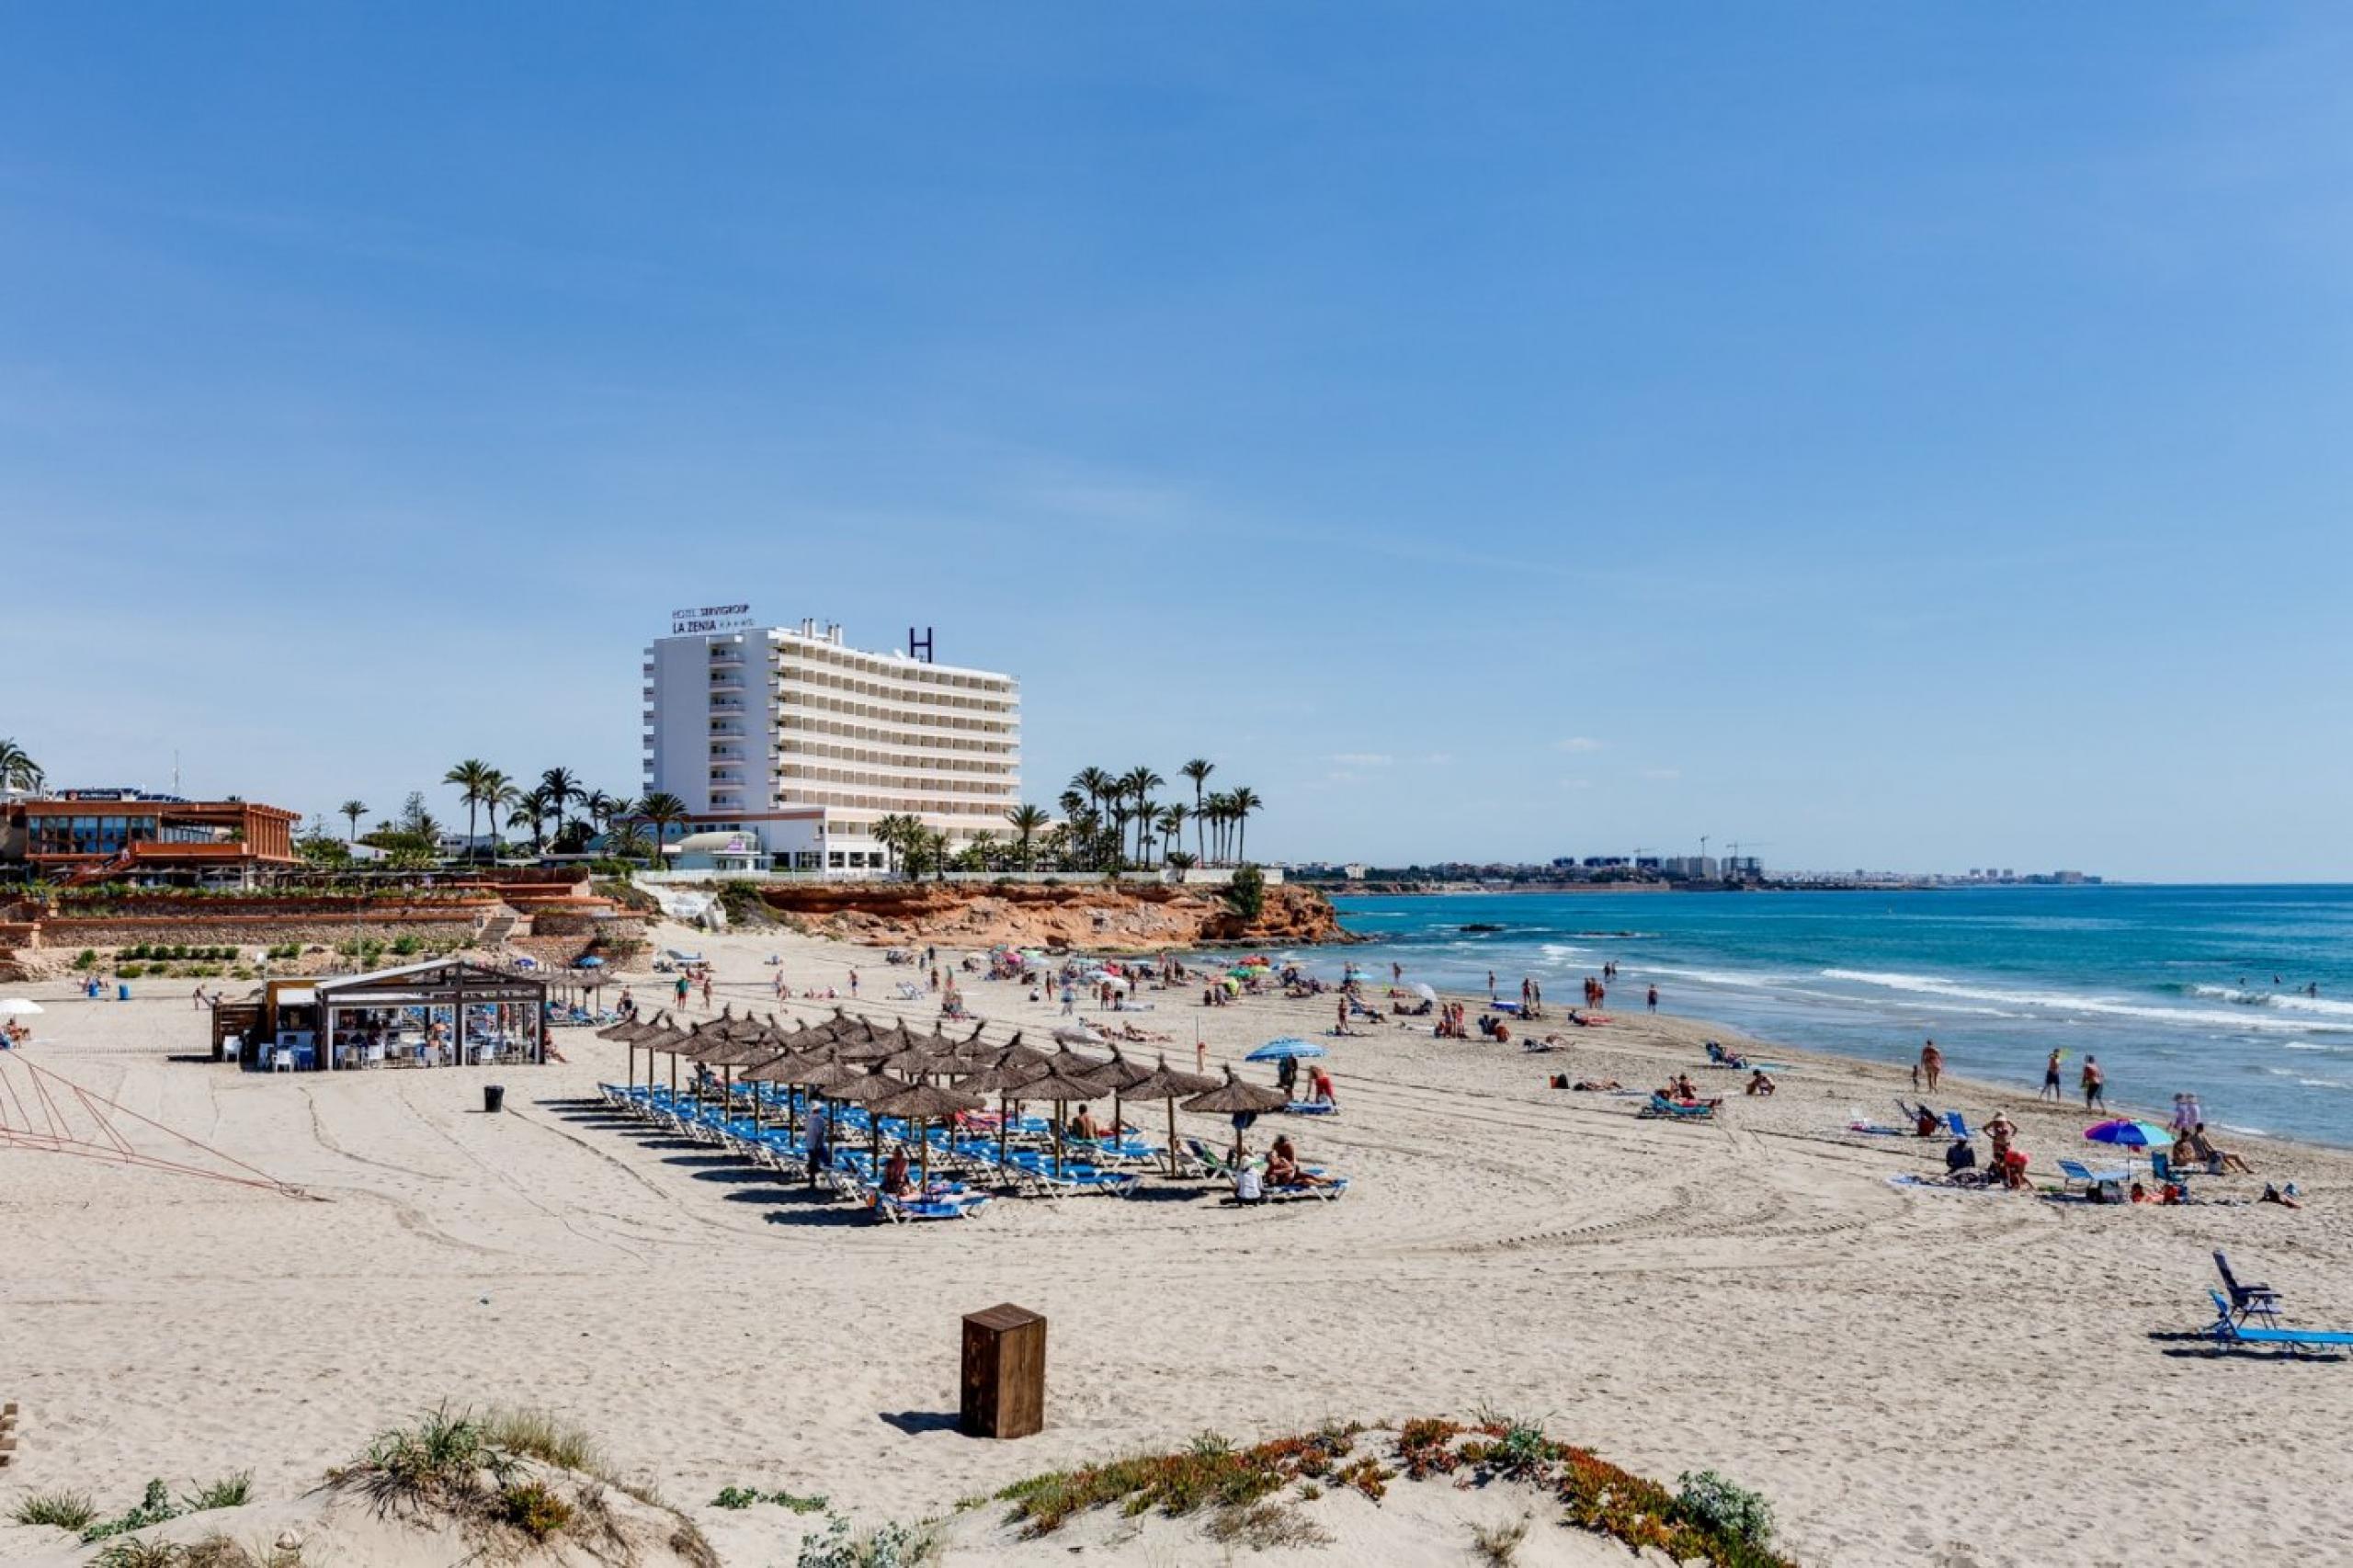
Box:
[222,960,548,1072]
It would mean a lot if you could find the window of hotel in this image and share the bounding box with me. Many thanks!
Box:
[827,851,845,868]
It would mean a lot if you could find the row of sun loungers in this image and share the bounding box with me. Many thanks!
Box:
[596,1083,1146,1211]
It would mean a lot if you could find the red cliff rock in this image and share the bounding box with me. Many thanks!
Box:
[751,881,1355,952]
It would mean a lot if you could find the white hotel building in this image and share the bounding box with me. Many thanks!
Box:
[642,616,1021,873]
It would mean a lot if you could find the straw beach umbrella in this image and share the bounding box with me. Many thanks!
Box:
[1120,1054,1219,1176]
[1183,1066,1289,1159]
[601,1013,663,1088]
[1006,1062,1112,1178]
[1086,1046,1157,1154]
[631,1014,693,1098]
[823,1065,906,1162]
[869,1080,984,1186]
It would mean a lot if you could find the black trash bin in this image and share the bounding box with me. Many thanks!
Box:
[484,1084,506,1114]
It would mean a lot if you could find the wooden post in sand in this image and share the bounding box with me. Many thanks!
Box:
[961,1303,1045,1439]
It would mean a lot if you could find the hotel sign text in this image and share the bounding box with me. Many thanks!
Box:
[671,603,758,635]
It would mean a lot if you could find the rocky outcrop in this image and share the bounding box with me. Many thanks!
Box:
[756,881,1356,952]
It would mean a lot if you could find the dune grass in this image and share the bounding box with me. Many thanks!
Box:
[11,1489,96,1530]
[994,1415,1797,1568]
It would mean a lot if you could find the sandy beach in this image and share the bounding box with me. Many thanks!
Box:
[4,922,2348,1566]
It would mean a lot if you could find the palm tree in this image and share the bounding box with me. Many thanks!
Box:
[1071,767,1117,862]
[871,812,921,879]
[926,827,953,883]
[538,767,583,838]
[599,795,637,849]
[0,739,43,793]
[1120,766,1165,867]
[1228,785,1263,865]
[1180,758,1214,862]
[1006,803,1050,869]
[636,791,688,866]
[584,790,618,835]
[1203,790,1234,864]
[482,773,516,856]
[1156,803,1188,869]
[607,821,653,862]
[515,787,554,851]
[1108,804,1132,869]
[443,759,497,860]
[339,800,369,844]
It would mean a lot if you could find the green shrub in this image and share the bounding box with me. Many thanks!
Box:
[12,1489,96,1529]
[795,1513,940,1568]
[356,1405,506,1504]
[81,1479,181,1542]
[1675,1470,1775,1551]
[390,935,423,957]
[73,949,98,971]
[117,962,145,979]
[1222,863,1267,922]
[496,1479,573,1540]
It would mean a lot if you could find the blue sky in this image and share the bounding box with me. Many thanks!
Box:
[5,6,2348,879]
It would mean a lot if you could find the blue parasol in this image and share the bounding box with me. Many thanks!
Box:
[1246,1037,1326,1062]
[2085,1119,2173,1150]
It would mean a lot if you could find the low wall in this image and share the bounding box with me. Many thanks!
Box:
[634,868,1283,888]
[42,913,486,949]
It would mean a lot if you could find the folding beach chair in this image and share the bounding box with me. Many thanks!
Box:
[2214,1253,2282,1326]
[2057,1158,2127,1196]
[2201,1291,2352,1357]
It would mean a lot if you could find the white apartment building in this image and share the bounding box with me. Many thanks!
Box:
[642,616,1021,874]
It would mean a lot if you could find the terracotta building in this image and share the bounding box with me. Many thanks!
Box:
[2,790,301,885]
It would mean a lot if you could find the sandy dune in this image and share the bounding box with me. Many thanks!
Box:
[3,925,2347,1566]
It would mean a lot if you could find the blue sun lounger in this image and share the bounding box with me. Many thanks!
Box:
[1642,1094,1719,1120]
[2203,1291,2353,1356]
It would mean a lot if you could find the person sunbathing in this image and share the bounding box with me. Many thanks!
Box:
[1572,1078,1622,1092]
[881,1150,915,1198]
[1669,1073,1701,1102]
[1745,1069,1777,1096]
[1267,1136,1333,1187]
[2188,1125,2254,1175]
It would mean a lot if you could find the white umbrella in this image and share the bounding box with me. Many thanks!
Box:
[0,999,43,1017]
[1414,983,1438,1003]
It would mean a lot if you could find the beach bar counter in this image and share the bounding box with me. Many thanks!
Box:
[213,960,548,1072]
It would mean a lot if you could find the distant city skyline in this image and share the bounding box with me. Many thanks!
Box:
[5,7,2350,881]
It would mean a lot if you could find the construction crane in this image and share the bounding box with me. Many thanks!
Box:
[1723,840,1774,880]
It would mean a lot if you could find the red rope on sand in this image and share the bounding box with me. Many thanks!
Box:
[0,1055,302,1196]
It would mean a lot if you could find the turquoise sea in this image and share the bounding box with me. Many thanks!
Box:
[1313,885,2353,1147]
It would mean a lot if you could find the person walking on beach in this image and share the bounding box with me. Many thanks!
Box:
[2082,1055,2106,1110]
[1487,970,1496,1001]
[804,1101,831,1186]
[848,969,858,998]
[1920,1040,1943,1093]
[699,972,713,1009]
[2040,1049,2063,1101]
[1647,984,1659,1014]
